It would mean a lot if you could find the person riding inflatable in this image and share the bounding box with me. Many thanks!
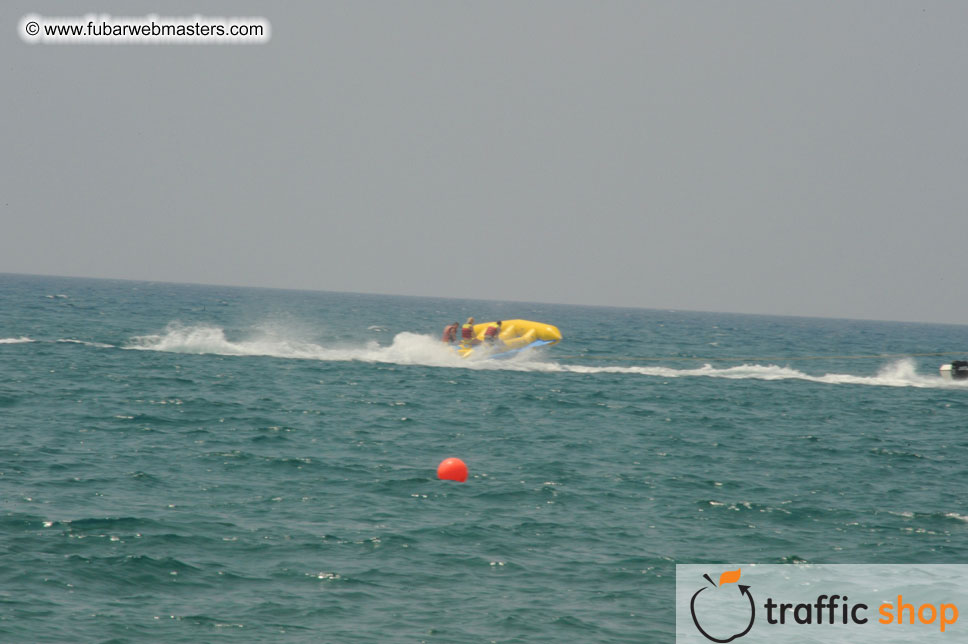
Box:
[461,317,480,345]
[442,322,459,343]
[484,320,502,343]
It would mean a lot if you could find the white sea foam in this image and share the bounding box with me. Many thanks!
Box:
[518,357,965,389]
[0,336,34,344]
[125,324,474,368]
[58,339,115,349]
[125,325,963,388]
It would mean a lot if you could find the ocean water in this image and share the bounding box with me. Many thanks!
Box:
[1,273,966,643]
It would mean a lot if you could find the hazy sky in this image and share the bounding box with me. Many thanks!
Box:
[4,1,967,323]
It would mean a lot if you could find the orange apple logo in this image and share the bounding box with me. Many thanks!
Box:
[690,569,755,642]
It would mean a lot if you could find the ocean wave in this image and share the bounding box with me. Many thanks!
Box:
[0,336,34,344]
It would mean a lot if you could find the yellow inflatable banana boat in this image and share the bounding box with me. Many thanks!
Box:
[454,319,562,359]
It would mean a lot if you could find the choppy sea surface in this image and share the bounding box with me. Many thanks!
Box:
[1,273,966,643]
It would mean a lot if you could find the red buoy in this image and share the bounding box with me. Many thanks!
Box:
[437,457,468,482]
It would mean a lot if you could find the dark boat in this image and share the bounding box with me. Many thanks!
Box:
[940,360,968,380]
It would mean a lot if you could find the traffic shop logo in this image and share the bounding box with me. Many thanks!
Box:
[689,569,755,643]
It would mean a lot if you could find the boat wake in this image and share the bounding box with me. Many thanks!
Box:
[125,324,473,368]
[121,324,967,388]
[534,358,967,389]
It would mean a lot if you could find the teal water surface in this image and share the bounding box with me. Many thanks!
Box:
[1,274,967,643]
